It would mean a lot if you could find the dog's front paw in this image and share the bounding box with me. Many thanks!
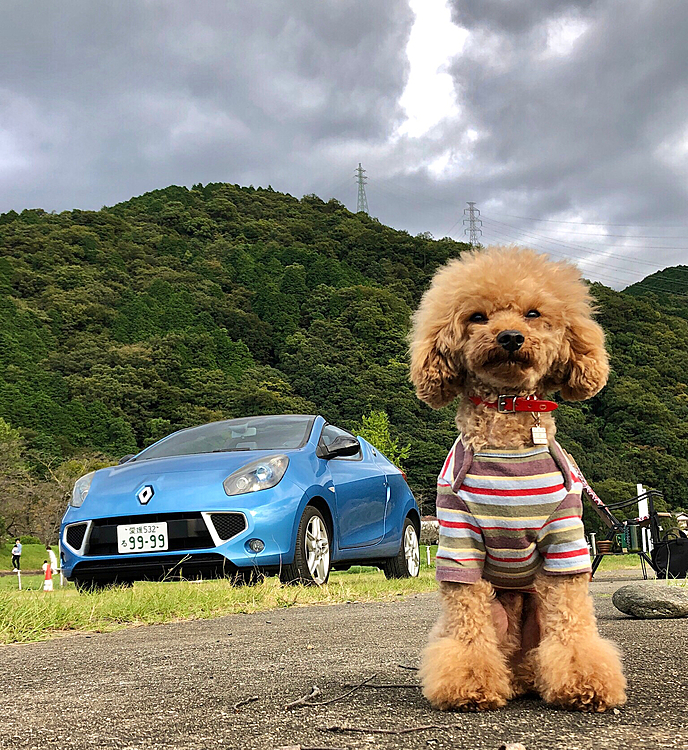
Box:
[420,637,513,711]
[535,636,626,712]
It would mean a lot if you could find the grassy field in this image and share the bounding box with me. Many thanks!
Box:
[0,568,438,645]
[596,553,642,570]
[0,544,648,646]
[0,574,48,592]
[0,542,52,572]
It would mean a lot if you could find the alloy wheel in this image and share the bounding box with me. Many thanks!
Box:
[305,515,330,584]
[404,524,420,577]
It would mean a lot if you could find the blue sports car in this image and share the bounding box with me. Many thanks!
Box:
[60,414,421,590]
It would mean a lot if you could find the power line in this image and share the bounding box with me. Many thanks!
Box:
[480,218,661,276]
[310,169,688,294]
[484,229,688,240]
[479,223,688,297]
[480,224,637,285]
[489,211,688,229]
[315,174,359,202]
[481,225,685,295]
[481,216,688,269]
[350,184,688,292]
[479,221,683,287]
[480,218,688,295]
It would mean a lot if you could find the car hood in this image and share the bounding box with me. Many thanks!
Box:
[72,450,300,518]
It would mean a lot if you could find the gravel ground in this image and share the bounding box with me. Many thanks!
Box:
[1,572,686,750]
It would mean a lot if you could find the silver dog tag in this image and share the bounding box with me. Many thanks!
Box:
[532,426,548,445]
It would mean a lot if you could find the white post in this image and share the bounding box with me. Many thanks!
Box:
[58,541,64,587]
[589,533,597,556]
[637,483,649,553]
[426,546,431,566]
[16,569,21,591]
[637,483,648,519]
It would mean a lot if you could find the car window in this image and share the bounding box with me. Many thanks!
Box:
[319,424,362,460]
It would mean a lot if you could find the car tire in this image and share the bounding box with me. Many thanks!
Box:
[382,517,420,579]
[280,505,331,586]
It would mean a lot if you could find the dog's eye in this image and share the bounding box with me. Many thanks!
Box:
[525,310,541,319]
[469,312,488,323]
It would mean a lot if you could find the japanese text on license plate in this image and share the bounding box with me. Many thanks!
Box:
[117,522,168,553]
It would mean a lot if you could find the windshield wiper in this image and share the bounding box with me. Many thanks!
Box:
[211,447,253,452]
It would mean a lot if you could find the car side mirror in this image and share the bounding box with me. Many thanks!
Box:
[118,454,136,465]
[318,435,360,460]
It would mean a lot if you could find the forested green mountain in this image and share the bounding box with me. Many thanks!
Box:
[625,266,688,320]
[1,183,686,540]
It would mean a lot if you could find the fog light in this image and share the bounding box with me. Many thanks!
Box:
[248,538,265,553]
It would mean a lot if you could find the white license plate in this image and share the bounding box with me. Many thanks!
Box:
[117,522,168,554]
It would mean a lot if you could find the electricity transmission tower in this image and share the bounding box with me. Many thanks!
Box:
[463,202,482,248]
[355,163,369,214]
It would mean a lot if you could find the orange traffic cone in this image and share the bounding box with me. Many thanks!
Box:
[43,562,53,592]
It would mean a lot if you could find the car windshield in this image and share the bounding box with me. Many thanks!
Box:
[135,415,315,461]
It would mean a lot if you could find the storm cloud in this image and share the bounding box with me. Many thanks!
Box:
[0,1,412,209]
[2,0,688,287]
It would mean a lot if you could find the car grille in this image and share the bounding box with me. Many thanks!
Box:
[65,522,88,551]
[71,553,237,583]
[209,512,247,542]
[84,512,214,556]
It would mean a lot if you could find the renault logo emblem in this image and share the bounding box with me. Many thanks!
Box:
[137,485,154,505]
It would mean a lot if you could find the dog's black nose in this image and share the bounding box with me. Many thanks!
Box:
[496,330,525,352]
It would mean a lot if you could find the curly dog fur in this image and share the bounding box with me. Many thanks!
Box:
[410,246,626,712]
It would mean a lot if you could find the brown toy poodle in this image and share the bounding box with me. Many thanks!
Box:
[410,246,626,712]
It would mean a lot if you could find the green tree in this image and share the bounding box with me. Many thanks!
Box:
[4,181,688,532]
[354,410,411,470]
[0,417,30,539]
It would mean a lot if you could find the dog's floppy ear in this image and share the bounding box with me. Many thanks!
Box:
[558,315,609,401]
[409,311,465,409]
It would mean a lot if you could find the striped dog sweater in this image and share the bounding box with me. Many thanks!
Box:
[436,438,591,590]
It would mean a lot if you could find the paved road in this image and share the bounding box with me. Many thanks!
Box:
[1,573,686,750]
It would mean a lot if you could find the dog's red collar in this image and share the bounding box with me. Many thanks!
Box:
[468,395,558,413]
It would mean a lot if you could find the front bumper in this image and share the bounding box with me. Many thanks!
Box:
[68,552,250,583]
[60,500,298,582]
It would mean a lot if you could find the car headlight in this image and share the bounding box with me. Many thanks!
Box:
[223,455,289,496]
[70,471,96,508]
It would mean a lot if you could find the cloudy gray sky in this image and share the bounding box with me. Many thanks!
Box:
[2,0,688,289]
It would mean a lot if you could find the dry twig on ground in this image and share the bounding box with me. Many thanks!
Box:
[300,674,377,707]
[233,695,259,711]
[285,685,322,710]
[323,724,448,736]
[341,682,419,689]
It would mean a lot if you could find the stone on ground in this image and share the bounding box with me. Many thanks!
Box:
[612,583,688,619]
